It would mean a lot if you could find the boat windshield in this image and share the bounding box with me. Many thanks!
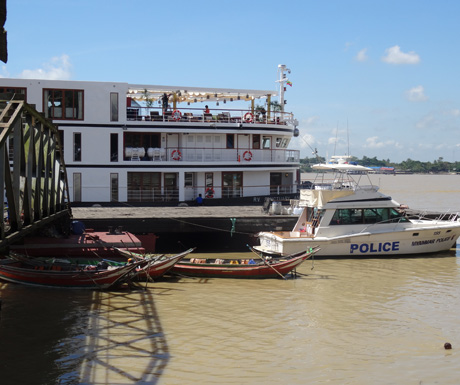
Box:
[329,208,409,225]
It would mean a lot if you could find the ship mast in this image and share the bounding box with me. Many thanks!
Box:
[276,64,291,114]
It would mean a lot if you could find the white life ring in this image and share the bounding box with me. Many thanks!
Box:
[205,187,215,198]
[243,150,253,161]
[244,112,253,123]
[172,110,182,121]
[171,149,182,161]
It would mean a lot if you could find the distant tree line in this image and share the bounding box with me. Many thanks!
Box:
[300,156,460,174]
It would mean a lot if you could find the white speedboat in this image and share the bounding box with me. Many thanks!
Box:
[255,158,460,257]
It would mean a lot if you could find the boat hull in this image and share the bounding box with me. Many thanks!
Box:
[10,231,147,258]
[256,224,460,257]
[116,248,195,280]
[0,260,139,289]
[170,250,313,278]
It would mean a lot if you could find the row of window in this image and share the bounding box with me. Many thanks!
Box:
[0,86,119,122]
[71,132,290,163]
[74,171,244,202]
[329,208,409,226]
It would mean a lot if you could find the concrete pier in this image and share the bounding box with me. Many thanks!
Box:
[71,206,297,253]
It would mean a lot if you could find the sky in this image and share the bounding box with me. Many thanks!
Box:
[2,0,460,163]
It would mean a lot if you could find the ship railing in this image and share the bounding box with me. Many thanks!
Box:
[123,147,300,163]
[126,106,293,125]
[127,188,180,203]
[184,184,298,201]
[123,184,297,203]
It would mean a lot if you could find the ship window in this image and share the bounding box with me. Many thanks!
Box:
[330,207,409,226]
[110,173,118,202]
[226,134,235,149]
[222,172,242,198]
[44,88,84,120]
[252,134,260,149]
[110,133,118,162]
[123,132,160,160]
[185,173,194,187]
[0,87,27,100]
[110,92,119,121]
[330,209,363,225]
[205,173,213,188]
[73,173,82,202]
[262,136,271,149]
[127,172,161,202]
[389,208,409,222]
[275,138,282,147]
[73,132,81,162]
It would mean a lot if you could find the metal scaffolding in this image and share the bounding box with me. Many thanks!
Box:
[0,93,71,251]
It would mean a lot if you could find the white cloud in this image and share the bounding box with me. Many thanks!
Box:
[18,54,72,80]
[382,45,420,65]
[303,116,320,127]
[355,48,368,62]
[0,65,10,78]
[405,85,428,102]
[415,114,436,129]
[299,133,316,149]
[344,42,354,51]
[415,107,460,131]
[364,136,400,149]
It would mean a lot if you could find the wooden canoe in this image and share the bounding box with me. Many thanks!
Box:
[169,248,317,279]
[114,248,195,280]
[0,256,144,290]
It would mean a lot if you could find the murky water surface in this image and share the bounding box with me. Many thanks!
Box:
[1,174,460,385]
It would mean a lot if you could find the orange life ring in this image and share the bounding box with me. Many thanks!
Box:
[205,187,214,198]
[171,149,182,161]
[243,150,253,161]
[244,112,253,123]
[172,110,182,121]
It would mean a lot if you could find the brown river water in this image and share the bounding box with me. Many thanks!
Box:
[0,174,460,385]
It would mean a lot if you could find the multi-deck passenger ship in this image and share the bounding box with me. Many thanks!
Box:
[1,65,300,205]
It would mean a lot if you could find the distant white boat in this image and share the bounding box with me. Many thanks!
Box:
[255,157,460,257]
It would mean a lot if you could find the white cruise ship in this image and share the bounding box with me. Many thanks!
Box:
[0,65,300,204]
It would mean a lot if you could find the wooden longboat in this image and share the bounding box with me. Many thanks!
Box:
[169,248,318,279]
[0,256,144,290]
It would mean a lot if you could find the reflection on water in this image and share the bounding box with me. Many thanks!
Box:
[1,175,460,384]
[78,290,170,384]
[0,251,460,384]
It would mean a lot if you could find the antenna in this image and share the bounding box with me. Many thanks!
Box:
[347,118,350,157]
[333,123,338,156]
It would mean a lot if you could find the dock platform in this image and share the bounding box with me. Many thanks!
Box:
[71,206,297,253]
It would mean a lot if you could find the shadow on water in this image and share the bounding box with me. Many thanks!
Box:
[0,283,173,385]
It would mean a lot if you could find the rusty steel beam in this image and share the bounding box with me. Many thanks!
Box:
[0,96,71,251]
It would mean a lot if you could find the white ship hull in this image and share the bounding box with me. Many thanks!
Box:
[256,159,460,258]
[256,222,460,257]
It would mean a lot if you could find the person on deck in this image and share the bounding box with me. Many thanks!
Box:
[195,194,203,206]
[204,105,210,114]
[162,93,169,113]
